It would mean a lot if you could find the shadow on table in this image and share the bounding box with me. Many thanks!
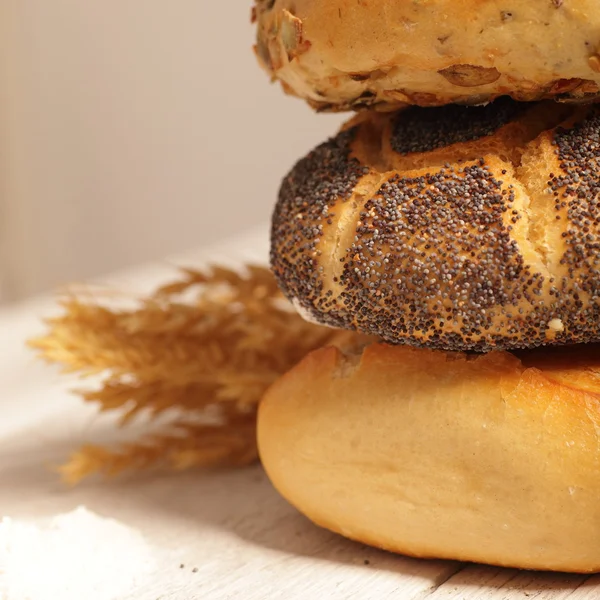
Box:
[0,426,597,595]
[0,424,460,587]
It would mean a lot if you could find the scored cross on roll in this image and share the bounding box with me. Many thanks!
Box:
[271,99,600,352]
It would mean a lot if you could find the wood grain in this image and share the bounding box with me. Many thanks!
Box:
[423,566,590,599]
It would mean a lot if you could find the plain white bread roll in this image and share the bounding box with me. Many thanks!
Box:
[258,342,600,572]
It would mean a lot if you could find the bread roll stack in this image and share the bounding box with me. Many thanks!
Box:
[252,0,600,572]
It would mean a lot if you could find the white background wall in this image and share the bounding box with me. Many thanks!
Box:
[0,1,344,302]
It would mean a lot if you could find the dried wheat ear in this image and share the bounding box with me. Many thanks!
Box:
[29,265,365,484]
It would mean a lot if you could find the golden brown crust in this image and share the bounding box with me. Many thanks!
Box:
[258,342,600,573]
[271,99,600,352]
[253,0,600,111]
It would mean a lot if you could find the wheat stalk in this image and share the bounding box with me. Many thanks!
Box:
[29,265,363,483]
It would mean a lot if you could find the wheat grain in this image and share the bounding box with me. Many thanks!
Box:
[30,265,366,483]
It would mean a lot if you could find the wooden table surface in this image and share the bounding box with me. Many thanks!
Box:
[1,225,599,599]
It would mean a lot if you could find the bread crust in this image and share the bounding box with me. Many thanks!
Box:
[253,0,600,111]
[258,341,600,573]
[271,99,600,352]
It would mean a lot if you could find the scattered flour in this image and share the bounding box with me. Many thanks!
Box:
[0,506,154,600]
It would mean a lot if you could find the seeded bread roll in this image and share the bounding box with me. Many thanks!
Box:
[252,0,600,111]
[258,342,600,573]
[271,99,600,352]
